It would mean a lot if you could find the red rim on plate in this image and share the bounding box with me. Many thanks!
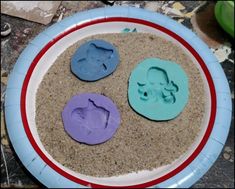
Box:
[20,17,216,188]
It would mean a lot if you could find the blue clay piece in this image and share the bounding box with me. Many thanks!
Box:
[71,39,119,81]
[128,58,189,121]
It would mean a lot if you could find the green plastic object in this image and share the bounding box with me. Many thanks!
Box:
[215,1,234,38]
[128,58,189,121]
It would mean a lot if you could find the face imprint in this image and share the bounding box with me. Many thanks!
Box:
[62,93,121,145]
[77,43,114,76]
[71,98,110,135]
[71,39,119,81]
[137,67,179,104]
[128,58,189,120]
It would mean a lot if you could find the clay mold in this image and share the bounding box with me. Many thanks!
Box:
[71,39,120,81]
[62,93,121,145]
[128,58,189,121]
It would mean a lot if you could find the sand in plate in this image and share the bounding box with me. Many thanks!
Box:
[36,33,206,177]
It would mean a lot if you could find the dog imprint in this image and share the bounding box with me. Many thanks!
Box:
[71,99,110,134]
[137,67,179,104]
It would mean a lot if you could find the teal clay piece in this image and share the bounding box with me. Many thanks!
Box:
[128,58,189,121]
[121,28,137,33]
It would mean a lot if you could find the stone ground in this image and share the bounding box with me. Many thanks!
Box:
[1,1,234,188]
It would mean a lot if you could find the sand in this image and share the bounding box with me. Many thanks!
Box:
[35,33,206,177]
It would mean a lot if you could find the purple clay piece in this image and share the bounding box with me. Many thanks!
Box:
[62,93,121,145]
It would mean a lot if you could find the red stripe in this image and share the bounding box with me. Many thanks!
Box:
[20,17,216,188]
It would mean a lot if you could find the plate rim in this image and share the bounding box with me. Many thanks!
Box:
[4,6,232,188]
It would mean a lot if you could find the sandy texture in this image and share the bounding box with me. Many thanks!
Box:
[36,33,205,177]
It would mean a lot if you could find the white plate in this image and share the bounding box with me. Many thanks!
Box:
[5,6,232,188]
